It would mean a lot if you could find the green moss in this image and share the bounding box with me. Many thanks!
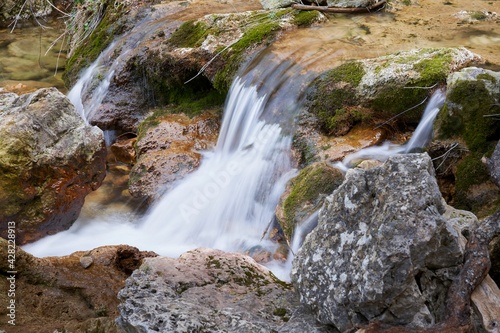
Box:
[470,11,487,20]
[309,61,366,135]
[63,0,127,86]
[292,9,320,27]
[273,308,287,317]
[437,79,499,152]
[168,21,208,48]
[454,153,491,212]
[213,14,283,94]
[281,163,343,240]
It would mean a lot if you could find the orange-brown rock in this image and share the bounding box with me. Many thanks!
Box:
[129,112,220,201]
[0,88,107,244]
[0,238,157,332]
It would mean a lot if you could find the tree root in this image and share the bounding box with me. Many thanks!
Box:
[346,209,500,333]
[291,0,387,13]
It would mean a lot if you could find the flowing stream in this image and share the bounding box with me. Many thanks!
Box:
[23,48,316,280]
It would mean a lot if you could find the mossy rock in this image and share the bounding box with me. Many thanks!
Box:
[435,67,500,216]
[63,0,130,87]
[276,162,344,240]
[308,47,482,136]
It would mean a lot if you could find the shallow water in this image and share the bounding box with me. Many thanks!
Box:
[0,18,66,93]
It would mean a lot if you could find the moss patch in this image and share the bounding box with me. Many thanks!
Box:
[213,11,288,95]
[309,61,366,135]
[280,163,343,240]
[63,0,127,86]
[292,9,321,27]
[437,79,499,151]
[168,21,208,48]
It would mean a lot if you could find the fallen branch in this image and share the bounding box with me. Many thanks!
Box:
[292,0,386,13]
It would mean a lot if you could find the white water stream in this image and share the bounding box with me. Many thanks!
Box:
[23,48,315,280]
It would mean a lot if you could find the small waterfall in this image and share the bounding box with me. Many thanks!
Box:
[23,50,315,279]
[336,89,445,171]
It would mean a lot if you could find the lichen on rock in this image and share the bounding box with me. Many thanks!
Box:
[292,153,466,331]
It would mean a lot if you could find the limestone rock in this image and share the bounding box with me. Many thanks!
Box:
[260,0,298,9]
[276,162,344,241]
[110,136,137,165]
[0,238,156,333]
[117,248,334,333]
[129,112,219,201]
[292,153,465,332]
[0,88,106,244]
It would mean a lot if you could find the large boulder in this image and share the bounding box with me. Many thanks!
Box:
[292,154,465,331]
[128,112,220,201]
[434,67,500,216]
[117,248,335,333]
[0,88,106,244]
[0,238,155,333]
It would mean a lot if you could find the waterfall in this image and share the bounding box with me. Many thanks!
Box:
[335,89,446,171]
[23,50,314,280]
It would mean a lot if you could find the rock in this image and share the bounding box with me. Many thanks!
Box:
[0,88,106,244]
[129,112,220,201]
[434,67,500,216]
[0,238,156,333]
[276,162,344,241]
[117,248,334,333]
[327,0,376,7]
[490,236,500,286]
[486,140,500,188]
[65,3,323,132]
[80,254,94,269]
[260,0,298,9]
[292,153,465,332]
[308,47,482,136]
[110,137,137,165]
[0,0,52,24]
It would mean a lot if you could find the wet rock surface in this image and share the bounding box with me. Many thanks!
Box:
[276,162,344,241]
[0,88,106,244]
[117,248,335,333]
[0,238,156,333]
[129,112,220,201]
[292,154,465,331]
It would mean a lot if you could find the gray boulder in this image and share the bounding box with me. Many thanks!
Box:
[487,140,500,188]
[117,248,335,333]
[0,88,106,244]
[292,153,464,332]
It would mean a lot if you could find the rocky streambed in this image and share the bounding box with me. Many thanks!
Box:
[1,0,500,332]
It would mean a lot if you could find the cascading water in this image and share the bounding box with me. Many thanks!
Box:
[335,89,446,171]
[23,50,315,280]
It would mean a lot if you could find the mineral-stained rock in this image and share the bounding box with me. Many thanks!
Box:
[292,153,465,332]
[117,248,336,333]
[0,88,106,244]
[129,112,219,201]
[0,238,156,333]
